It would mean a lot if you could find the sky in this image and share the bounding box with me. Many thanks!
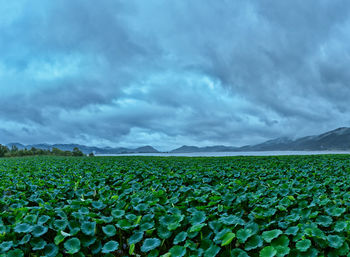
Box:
[1,0,350,150]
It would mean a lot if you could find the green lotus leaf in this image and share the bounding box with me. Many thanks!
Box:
[91,240,102,254]
[219,215,245,226]
[245,235,263,251]
[81,236,97,247]
[14,223,33,233]
[78,207,89,214]
[245,222,259,235]
[18,234,31,245]
[271,235,289,247]
[134,203,149,212]
[38,215,50,225]
[100,216,114,223]
[128,231,144,245]
[296,239,311,252]
[24,214,37,224]
[69,226,80,236]
[334,221,347,232]
[231,248,249,257]
[7,249,24,257]
[259,246,277,257]
[204,244,221,257]
[0,225,6,234]
[116,219,132,230]
[209,220,223,232]
[148,249,160,257]
[111,209,125,219]
[157,225,172,239]
[316,215,332,227]
[328,207,346,217]
[30,238,47,250]
[101,240,119,253]
[190,211,206,225]
[168,221,181,231]
[141,238,161,252]
[44,243,59,257]
[54,234,65,245]
[64,237,81,254]
[297,248,319,257]
[221,232,235,246]
[92,201,106,210]
[274,245,290,257]
[170,245,186,257]
[327,235,345,248]
[189,223,206,233]
[335,241,349,255]
[102,225,117,237]
[313,237,327,249]
[285,226,299,236]
[125,213,137,221]
[237,228,253,243]
[262,230,283,243]
[214,228,231,243]
[140,222,154,231]
[0,241,13,253]
[285,214,300,222]
[54,219,68,230]
[32,225,48,237]
[187,230,199,239]
[173,231,187,245]
[159,215,177,227]
[81,221,96,236]
[310,227,326,239]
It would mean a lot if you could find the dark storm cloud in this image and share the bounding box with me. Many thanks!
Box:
[1,0,350,149]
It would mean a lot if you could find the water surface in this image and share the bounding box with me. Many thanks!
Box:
[96,151,350,157]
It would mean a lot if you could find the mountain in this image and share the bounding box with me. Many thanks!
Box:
[243,127,350,151]
[171,127,350,152]
[171,146,200,153]
[134,146,159,153]
[171,145,238,153]
[290,127,350,150]
[5,143,160,154]
[5,127,350,154]
[7,143,26,149]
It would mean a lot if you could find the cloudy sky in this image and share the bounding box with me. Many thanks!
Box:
[1,0,350,150]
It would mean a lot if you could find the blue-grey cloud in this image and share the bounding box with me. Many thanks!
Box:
[1,0,350,150]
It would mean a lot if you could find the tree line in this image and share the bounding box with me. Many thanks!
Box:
[0,144,87,157]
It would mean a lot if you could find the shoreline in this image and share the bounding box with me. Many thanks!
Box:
[95,150,350,157]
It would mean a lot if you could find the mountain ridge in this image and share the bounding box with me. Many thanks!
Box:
[5,127,350,154]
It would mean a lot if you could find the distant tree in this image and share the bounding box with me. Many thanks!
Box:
[64,151,73,156]
[72,147,84,157]
[51,147,64,156]
[10,145,18,152]
[0,145,86,158]
[89,152,95,157]
[0,144,9,157]
[30,147,38,155]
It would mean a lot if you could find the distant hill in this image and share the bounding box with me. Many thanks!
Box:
[171,145,238,153]
[289,127,350,150]
[170,127,350,153]
[5,127,350,154]
[5,143,159,154]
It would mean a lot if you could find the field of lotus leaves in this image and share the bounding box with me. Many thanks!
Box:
[1,155,350,256]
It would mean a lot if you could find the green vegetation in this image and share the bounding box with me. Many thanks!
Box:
[1,155,350,256]
[0,145,84,157]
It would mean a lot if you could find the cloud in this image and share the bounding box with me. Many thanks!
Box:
[1,0,350,150]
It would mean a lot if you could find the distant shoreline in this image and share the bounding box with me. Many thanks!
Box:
[95,150,350,157]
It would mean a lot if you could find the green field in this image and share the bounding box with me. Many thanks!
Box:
[1,155,350,256]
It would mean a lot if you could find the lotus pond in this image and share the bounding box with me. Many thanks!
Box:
[1,155,350,256]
